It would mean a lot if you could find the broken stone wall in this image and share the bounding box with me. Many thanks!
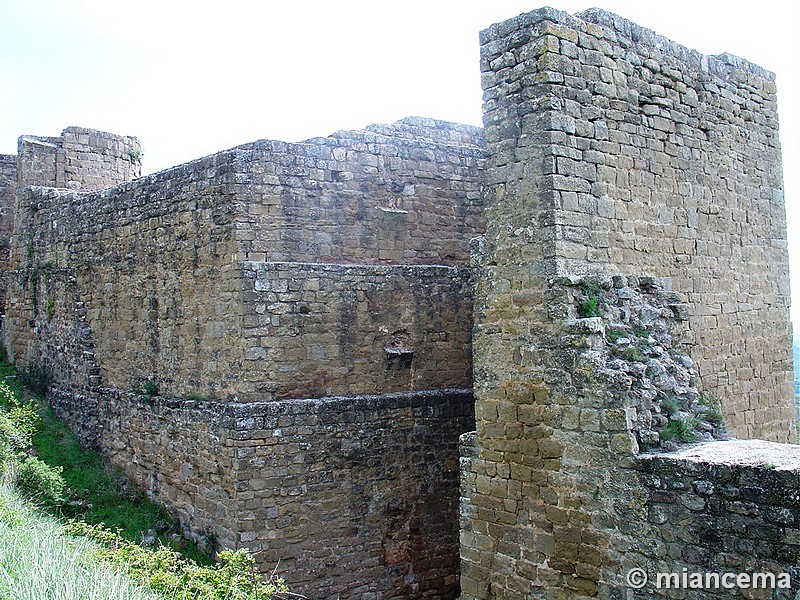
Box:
[17,126,141,191]
[479,6,792,441]
[461,272,686,598]
[461,6,795,599]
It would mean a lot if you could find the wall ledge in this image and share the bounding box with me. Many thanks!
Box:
[646,439,800,470]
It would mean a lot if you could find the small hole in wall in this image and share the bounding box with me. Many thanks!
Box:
[385,346,413,370]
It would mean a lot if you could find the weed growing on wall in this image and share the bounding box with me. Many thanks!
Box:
[576,279,607,318]
[140,379,159,397]
[658,416,701,444]
[698,394,726,431]
[46,295,55,322]
[577,296,600,318]
[560,276,727,451]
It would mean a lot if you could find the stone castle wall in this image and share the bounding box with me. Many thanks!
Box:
[478,6,792,440]
[93,388,472,599]
[462,431,800,599]
[0,154,15,324]
[7,118,480,408]
[460,6,795,599]
[241,262,473,399]
[0,155,15,236]
[5,158,243,405]
[634,441,800,597]
[18,126,141,190]
[2,118,483,598]
[5,118,482,404]
[236,118,483,265]
[0,6,795,599]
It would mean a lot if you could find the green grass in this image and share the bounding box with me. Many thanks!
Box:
[0,359,291,599]
[0,362,209,564]
[65,521,289,600]
[0,484,161,600]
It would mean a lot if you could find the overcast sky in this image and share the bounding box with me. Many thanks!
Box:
[0,0,797,326]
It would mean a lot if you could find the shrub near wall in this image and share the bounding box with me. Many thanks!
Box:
[0,378,65,504]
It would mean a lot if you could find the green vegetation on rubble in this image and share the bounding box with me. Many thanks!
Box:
[658,416,701,444]
[576,295,600,318]
[576,280,606,318]
[0,351,291,599]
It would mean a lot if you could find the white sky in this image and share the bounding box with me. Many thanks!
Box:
[0,0,797,327]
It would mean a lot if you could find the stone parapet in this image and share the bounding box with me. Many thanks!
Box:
[17,126,141,191]
[89,386,474,599]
